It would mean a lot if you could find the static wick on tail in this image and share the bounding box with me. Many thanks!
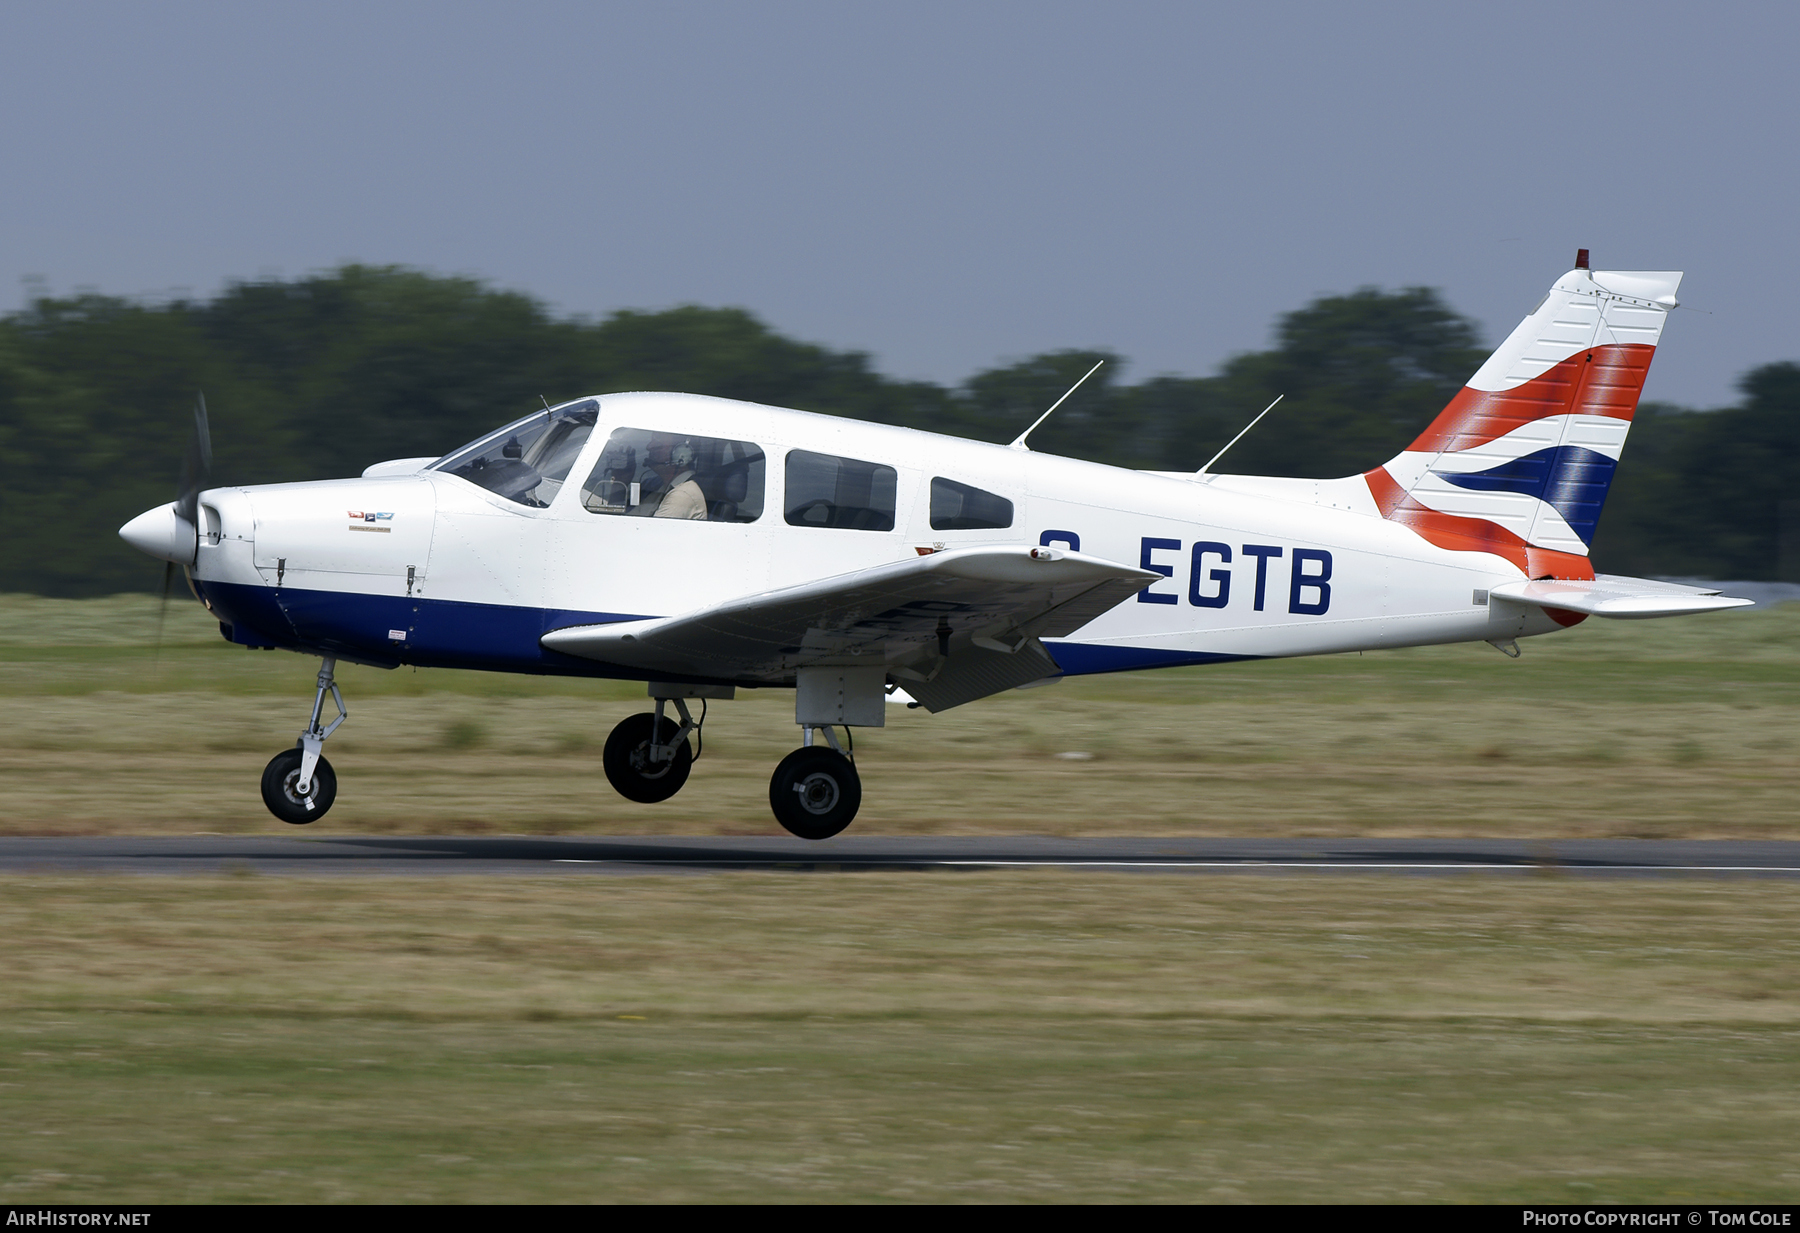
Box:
[1008,359,1106,451]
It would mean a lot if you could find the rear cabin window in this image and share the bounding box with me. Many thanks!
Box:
[784,450,897,531]
[579,428,765,522]
[929,477,1014,531]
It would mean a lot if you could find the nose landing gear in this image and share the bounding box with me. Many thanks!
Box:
[261,657,346,825]
[261,747,337,824]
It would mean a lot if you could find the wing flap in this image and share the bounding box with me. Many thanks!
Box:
[900,639,1065,712]
[1489,574,1752,619]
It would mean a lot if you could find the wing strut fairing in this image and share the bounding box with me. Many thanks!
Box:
[540,546,1159,711]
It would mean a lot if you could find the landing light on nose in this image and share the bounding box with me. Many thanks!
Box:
[119,502,197,565]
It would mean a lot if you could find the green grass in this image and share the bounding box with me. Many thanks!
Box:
[5,596,1800,1201]
[5,873,1800,1203]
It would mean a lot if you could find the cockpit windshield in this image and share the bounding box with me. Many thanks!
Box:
[431,399,599,507]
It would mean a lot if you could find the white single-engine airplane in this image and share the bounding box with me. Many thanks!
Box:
[120,254,1748,838]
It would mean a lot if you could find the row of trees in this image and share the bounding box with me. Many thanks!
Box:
[1,265,1792,595]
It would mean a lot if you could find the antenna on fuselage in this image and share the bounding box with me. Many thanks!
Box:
[1197,394,1284,477]
[1008,360,1105,452]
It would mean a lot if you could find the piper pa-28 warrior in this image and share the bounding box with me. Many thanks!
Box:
[120,254,1748,838]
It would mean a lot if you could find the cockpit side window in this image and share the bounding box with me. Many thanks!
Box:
[785,450,897,531]
[579,428,766,522]
[432,400,598,507]
[929,477,1014,531]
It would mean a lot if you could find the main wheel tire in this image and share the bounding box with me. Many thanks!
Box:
[768,747,861,840]
[260,748,337,825]
[602,712,694,803]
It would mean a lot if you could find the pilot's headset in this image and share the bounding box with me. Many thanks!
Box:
[669,442,698,478]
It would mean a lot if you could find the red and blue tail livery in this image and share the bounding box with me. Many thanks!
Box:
[1367,260,1680,580]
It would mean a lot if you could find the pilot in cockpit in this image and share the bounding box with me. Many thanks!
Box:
[637,436,708,520]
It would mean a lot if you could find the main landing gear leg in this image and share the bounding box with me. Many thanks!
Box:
[769,725,862,841]
[260,657,346,825]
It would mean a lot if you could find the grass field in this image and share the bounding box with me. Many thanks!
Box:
[1,594,1797,1203]
[5,873,1800,1203]
[0,594,1796,837]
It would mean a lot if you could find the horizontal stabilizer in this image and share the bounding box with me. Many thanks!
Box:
[1488,574,1752,620]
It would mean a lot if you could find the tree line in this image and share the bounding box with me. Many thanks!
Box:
[1,264,1792,596]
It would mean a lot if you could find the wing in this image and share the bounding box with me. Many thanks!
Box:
[541,545,1159,711]
[1489,574,1752,619]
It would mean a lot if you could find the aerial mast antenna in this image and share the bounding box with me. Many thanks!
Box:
[1197,394,1284,477]
[1008,359,1105,451]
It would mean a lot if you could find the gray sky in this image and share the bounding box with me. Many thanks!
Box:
[3,1,1793,409]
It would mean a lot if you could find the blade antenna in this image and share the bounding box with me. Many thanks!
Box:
[1008,360,1105,451]
[1197,394,1284,477]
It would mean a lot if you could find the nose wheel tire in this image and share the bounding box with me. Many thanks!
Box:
[603,712,694,803]
[260,748,337,825]
[769,747,861,840]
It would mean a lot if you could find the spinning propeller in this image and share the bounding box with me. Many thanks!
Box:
[174,392,213,556]
[121,394,213,652]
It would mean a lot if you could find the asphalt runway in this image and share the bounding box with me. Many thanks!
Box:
[4,835,1800,877]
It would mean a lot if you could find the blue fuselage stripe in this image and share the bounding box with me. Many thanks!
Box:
[202,580,651,677]
[1042,643,1257,674]
[200,581,1260,681]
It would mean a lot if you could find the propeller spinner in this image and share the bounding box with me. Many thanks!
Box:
[119,394,213,566]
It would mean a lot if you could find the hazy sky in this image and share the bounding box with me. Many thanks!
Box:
[3,2,1794,409]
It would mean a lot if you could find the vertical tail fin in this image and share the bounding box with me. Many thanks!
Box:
[1365,260,1682,579]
